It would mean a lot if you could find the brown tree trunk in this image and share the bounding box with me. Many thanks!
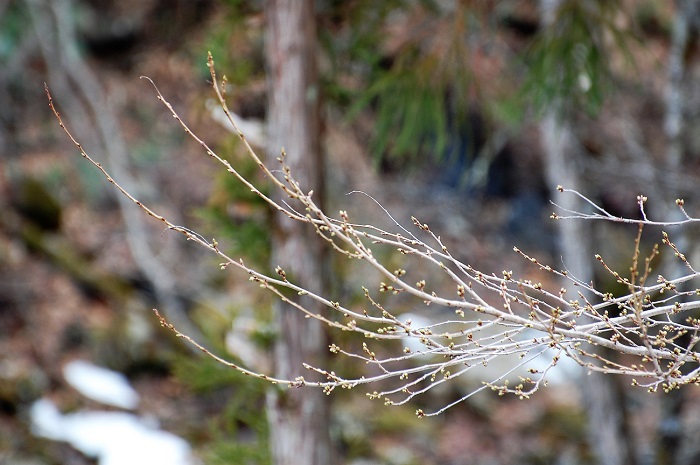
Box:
[264,1,331,464]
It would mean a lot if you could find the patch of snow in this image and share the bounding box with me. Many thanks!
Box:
[578,72,592,92]
[225,310,271,373]
[399,313,437,356]
[526,347,583,385]
[63,360,139,410]
[398,313,583,387]
[30,398,195,465]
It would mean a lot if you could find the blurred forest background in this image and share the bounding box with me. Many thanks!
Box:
[3,0,700,464]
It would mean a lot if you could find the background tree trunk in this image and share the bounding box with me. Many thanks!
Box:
[656,2,700,463]
[538,2,636,464]
[264,1,331,464]
[540,113,636,465]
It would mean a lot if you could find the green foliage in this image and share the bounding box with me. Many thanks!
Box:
[195,1,264,85]
[340,4,478,167]
[320,0,414,69]
[172,355,271,465]
[196,136,271,267]
[319,0,410,107]
[521,0,638,117]
[172,303,271,464]
[185,122,274,463]
[14,176,62,231]
[328,1,640,171]
[356,63,450,166]
[173,350,252,394]
[181,9,275,462]
[0,2,30,63]
[205,438,271,465]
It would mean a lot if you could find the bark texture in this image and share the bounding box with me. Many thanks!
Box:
[264,1,331,464]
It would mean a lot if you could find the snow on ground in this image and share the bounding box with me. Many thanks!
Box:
[63,360,140,410]
[30,360,196,465]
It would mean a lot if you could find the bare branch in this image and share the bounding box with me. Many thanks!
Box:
[47,58,700,416]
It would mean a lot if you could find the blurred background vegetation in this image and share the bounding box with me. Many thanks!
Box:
[2,1,700,464]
